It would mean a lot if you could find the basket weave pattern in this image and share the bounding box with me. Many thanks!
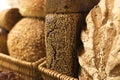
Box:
[0,53,46,80]
[38,61,78,80]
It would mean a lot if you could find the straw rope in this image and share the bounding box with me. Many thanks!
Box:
[38,62,78,80]
[0,53,46,80]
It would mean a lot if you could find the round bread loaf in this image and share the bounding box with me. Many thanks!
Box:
[0,8,23,31]
[0,27,8,55]
[18,0,45,17]
[7,18,46,62]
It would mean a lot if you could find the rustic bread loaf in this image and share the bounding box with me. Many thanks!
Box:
[78,0,120,80]
[46,0,100,13]
[7,18,46,62]
[18,0,45,17]
[0,27,8,55]
[0,8,22,31]
[45,13,83,77]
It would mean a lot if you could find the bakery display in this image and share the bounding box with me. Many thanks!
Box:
[78,0,120,79]
[46,0,99,13]
[0,0,118,80]
[0,8,22,31]
[0,27,8,55]
[18,0,46,17]
[7,18,46,62]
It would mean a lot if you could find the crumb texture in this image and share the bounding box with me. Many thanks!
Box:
[45,14,82,77]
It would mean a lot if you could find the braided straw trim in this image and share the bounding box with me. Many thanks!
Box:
[0,53,46,80]
[38,61,78,80]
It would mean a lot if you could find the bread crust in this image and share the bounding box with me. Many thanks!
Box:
[78,0,120,79]
[45,13,82,77]
[7,18,46,62]
[46,0,99,13]
[19,0,45,17]
[0,8,22,31]
[0,27,8,54]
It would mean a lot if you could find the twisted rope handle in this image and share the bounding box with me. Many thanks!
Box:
[38,62,78,80]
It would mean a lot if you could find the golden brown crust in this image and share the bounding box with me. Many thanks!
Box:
[78,0,120,80]
[19,0,46,17]
[79,68,93,80]
[7,18,46,62]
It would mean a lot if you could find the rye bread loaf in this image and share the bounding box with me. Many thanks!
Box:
[7,18,46,62]
[46,0,100,13]
[0,8,22,31]
[0,27,8,55]
[45,13,83,77]
[18,0,45,17]
[78,0,120,80]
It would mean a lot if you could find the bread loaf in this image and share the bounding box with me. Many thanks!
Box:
[0,27,8,54]
[79,68,93,80]
[7,18,46,62]
[18,0,45,17]
[78,0,120,80]
[46,0,100,13]
[0,8,22,31]
[45,13,82,77]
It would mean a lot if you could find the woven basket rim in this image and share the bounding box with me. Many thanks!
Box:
[38,61,78,80]
[0,53,46,78]
[0,53,46,68]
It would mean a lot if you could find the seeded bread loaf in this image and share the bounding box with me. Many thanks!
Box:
[78,0,120,80]
[18,0,45,17]
[45,13,83,77]
[46,0,100,13]
[7,18,46,62]
[0,8,22,31]
[0,27,8,54]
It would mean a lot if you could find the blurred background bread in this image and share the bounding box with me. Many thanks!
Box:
[0,27,8,54]
[7,18,46,62]
[18,0,46,17]
[46,0,100,13]
[0,8,23,31]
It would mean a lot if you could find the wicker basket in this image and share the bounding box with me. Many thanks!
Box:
[0,53,46,80]
[38,61,78,80]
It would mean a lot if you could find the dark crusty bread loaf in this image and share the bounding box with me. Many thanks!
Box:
[0,27,8,55]
[7,18,46,62]
[0,8,22,31]
[18,0,45,17]
[78,0,120,80]
[46,0,100,13]
[45,13,83,77]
